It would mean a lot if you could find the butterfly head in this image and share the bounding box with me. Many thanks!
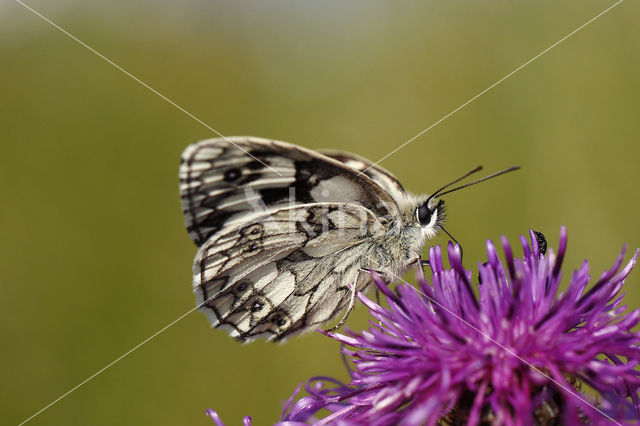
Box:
[415,197,445,239]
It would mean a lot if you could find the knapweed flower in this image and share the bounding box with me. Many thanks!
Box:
[209,228,640,425]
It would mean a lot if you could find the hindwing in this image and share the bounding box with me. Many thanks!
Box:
[193,203,384,342]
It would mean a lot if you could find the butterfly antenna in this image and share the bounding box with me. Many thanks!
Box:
[426,165,483,205]
[433,166,520,199]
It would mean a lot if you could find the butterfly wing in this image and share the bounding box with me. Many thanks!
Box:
[319,150,406,203]
[180,137,398,246]
[193,202,384,342]
[180,137,401,341]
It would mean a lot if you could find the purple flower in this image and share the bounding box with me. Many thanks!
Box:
[210,228,640,425]
[288,228,640,425]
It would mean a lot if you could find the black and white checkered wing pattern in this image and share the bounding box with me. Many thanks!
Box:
[179,137,397,247]
[193,203,384,342]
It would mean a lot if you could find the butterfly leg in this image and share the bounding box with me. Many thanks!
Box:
[356,267,384,304]
[324,282,358,333]
[419,261,429,278]
[359,267,384,275]
[407,256,428,280]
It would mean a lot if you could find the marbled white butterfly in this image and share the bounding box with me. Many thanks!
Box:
[180,137,517,342]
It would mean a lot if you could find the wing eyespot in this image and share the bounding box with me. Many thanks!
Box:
[245,295,270,314]
[223,168,242,182]
[250,301,264,312]
[240,224,264,239]
[269,311,291,328]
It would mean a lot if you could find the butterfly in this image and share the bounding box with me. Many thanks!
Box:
[179,136,517,342]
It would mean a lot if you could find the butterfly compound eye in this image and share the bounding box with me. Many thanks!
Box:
[416,204,433,226]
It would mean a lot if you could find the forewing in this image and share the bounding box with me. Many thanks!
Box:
[319,150,406,203]
[180,137,398,246]
[193,202,384,342]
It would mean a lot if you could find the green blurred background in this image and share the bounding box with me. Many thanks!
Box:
[2,1,639,424]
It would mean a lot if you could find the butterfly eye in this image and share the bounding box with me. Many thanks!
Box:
[416,204,433,226]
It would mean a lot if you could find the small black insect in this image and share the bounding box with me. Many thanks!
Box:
[533,230,547,255]
[478,230,547,285]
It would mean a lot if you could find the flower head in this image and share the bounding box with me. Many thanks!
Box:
[282,228,640,425]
